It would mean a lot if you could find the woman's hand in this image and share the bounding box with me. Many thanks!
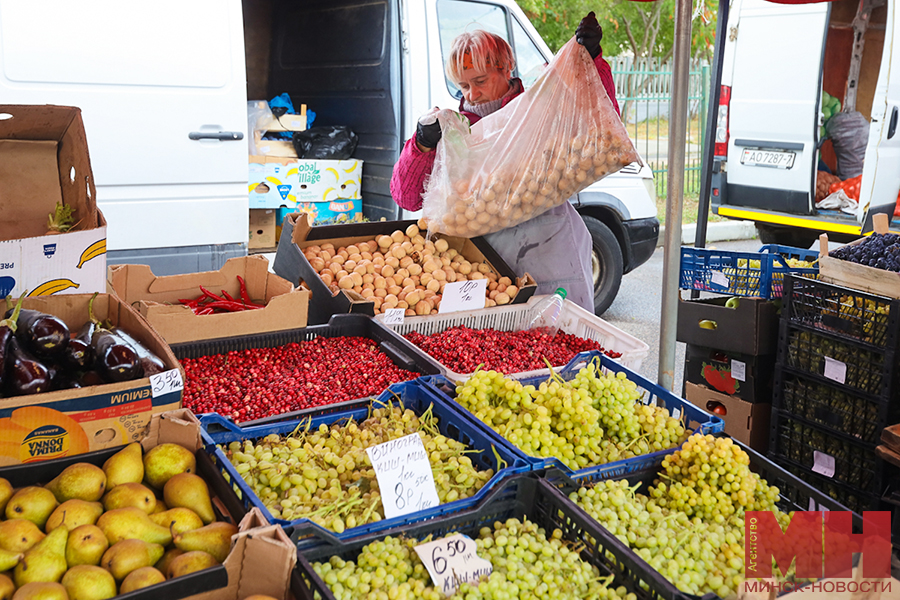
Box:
[576,11,603,60]
[415,109,442,152]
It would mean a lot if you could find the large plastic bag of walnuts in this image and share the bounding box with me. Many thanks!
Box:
[422,37,639,238]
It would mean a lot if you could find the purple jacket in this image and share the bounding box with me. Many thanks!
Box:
[390,54,620,211]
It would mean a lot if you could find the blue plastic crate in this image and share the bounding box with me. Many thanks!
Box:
[199,379,532,545]
[680,244,819,299]
[421,350,725,481]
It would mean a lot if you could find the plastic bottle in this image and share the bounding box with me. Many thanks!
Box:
[527,288,567,337]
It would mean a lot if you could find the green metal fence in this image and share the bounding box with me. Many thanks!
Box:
[608,57,710,198]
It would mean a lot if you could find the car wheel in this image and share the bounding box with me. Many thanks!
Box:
[582,216,624,315]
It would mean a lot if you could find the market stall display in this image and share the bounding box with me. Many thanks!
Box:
[818,214,900,299]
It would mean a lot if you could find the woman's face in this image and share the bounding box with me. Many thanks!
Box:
[457,68,510,105]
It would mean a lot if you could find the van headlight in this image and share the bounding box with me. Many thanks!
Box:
[642,174,657,202]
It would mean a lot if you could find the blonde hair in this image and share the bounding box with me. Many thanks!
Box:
[445,30,516,86]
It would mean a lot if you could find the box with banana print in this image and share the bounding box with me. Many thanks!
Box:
[248,156,363,222]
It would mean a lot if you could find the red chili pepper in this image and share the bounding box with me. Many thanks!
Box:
[178,298,202,308]
[221,290,237,302]
[199,286,225,302]
[204,300,262,312]
[236,276,252,305]
[196,306,216,315]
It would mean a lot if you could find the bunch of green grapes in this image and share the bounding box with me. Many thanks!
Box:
[222,405,493,532]
[311,518,636,600]
[455,362,687,471]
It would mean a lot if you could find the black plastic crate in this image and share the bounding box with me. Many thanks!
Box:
[778,321,895,398]
[171,313,442,426]
[776,461,887,515]
[773,365,899,445]
[782,275,900,350]
[290,474,675,600]
[769,410,885,494]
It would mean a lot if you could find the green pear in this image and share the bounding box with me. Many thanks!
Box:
[0,547,22,571]
[14,526,68,587]
[149,508,203,536]
[102,442,144,489]
[149,499,167,515]
[0,520,46,553]
[96,507,172,546]
[65,525,108,567]
[45,464,106,503]
[10,582,68,600]
[101,483,156,514]
[154,548,183,575]
[45,500,104,532]
[0,478,13,515]
[162,474,214,524]
[142,444,195,490]
[119,566,166,593]
[5,488,58,529]
[172,522,237,563]
[61,565,116,600]
[0,573,13,600]
[166,550,217,579]
[100,539,164,581]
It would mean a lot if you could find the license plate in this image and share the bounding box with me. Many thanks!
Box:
[740,148,796,169]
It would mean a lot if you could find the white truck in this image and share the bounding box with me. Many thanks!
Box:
[0,0,658,314]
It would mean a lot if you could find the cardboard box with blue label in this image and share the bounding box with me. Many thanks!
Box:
[0,105,107,298]
[249,156,363,223]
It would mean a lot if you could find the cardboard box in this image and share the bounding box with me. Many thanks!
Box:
[0,293,182,465]
[108,255,310,344]
[249,156,363,210]
[686,382,771,453]
[683,344,775,404]
[273,213,538,325]
[0,105,107,298]
[249,208,277,250]
[676,295,779,355]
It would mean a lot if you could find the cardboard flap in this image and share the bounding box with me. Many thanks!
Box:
[290,211,313,244]
[148,269,228,294]
[141,409,202,453]
[873,212,889,234]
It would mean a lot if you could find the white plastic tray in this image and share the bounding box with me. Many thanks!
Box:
[375,295,650,382]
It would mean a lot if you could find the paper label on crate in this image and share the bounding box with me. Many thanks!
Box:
[414,534,493,595]
[439,279,488,314]
[383,308,405,326]
[807,498,831,512]
[366,433,440,519]
[731,359,746,382]
[711,271,730,288]
[823,357,847,384]
[812,451,836,478]
[149,369,184,399]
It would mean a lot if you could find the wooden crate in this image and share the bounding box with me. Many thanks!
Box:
[818,213,900,299]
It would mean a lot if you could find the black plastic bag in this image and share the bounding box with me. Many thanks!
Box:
[292,126,359,159]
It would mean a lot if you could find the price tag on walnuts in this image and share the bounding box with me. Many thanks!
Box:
[366,433,440,519]
[414,534,493,595]
[150,369,183,398]
[439,279,488,314]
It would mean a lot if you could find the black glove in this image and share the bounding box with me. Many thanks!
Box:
[416,119,442,150]
[576,11,603,60]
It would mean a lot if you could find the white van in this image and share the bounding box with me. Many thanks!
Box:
[0,0,657,314]
[711,0,900,244]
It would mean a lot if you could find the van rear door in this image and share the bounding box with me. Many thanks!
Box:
[725,0,829,214]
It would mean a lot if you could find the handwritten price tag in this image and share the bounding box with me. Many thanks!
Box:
[150,369,183,398]
[414,534,492,595]
[366,433,440,519]
[823,357,847,384]
[439,279,488,314]
[383,308,405,326]
[711,271,730,288]
[812,450,836,478]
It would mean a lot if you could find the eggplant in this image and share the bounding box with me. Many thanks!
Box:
[5,336,52,395]
[0,295,26,390]
[4,306,69,358]
[62,338,93,371]
[110,326,165,376]
[84,293,143,383]
[78,370,104,387]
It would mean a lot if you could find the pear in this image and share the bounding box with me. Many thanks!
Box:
[149,508,203,536]
[101,483,156,514]
[172,522,237,563]
[0,547,22,571]
[154,548,183,575]
[119,567,166,593]
[65,525,108,567]
[0,574,13,600]
[243,597,280,600]
[0,520,46,553]
[10,582,68,600]
[45,500,104,532]
[6,488,58,529]
[0,478,13,515]
[142,444,195,490]
[100,539,164,581]
[162,474,214,524]
[166,550,217,579]
[102,442,143,489]
[61,565,116,600]
[45,464,106,503]
[14,526,68,587]
[149,499,167,515]
[96,508,172,546]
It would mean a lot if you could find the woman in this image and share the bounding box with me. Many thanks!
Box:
[390,12,619,313]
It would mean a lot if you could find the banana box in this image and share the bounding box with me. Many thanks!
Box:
[0,293,182,466]
[248,155,363,215]
[0,105,107,299]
